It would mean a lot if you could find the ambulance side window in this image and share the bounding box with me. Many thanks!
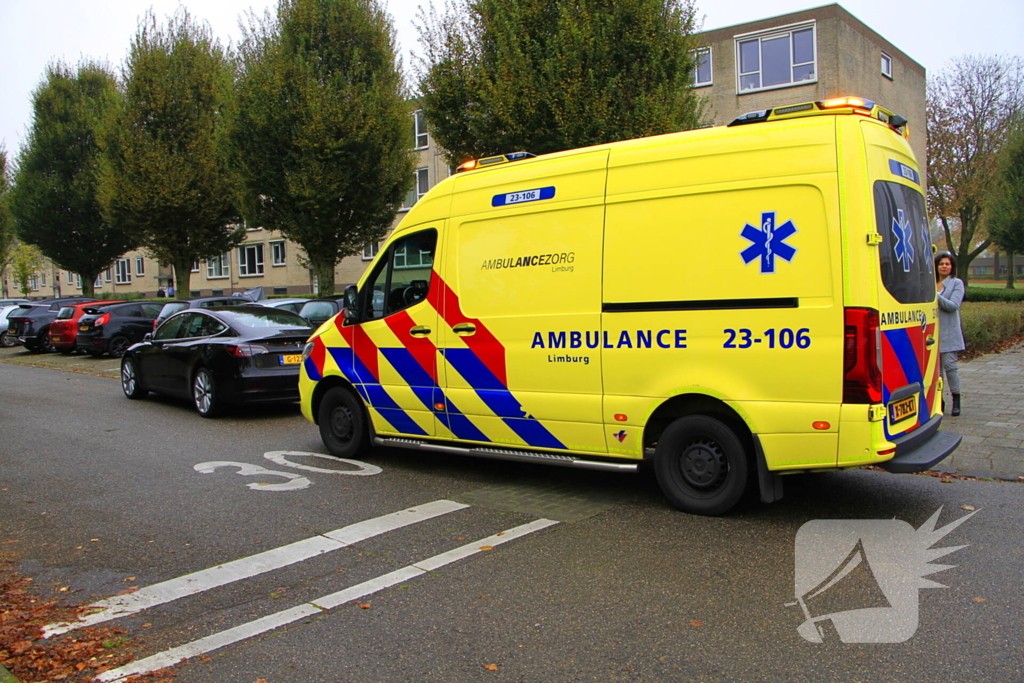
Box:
[363,229,437,321]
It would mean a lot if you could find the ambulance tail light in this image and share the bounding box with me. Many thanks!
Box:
[843,307,883,404]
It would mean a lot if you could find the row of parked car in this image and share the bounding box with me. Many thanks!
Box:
[4,293,351,418]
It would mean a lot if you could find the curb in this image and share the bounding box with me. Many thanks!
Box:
[0,664,18,683]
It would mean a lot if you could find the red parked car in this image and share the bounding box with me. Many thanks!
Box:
[49,301,123,354]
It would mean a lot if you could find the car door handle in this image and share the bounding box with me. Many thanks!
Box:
[409,326,432,337]
[453,323,476,336]
[925,337,936,346]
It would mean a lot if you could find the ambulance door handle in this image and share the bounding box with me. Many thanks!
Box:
[926,337,936,346]
[453,323,476,336]
[409,326,432,337]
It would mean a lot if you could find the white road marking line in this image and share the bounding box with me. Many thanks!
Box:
[96,518,558,682]
[43,500,468,638]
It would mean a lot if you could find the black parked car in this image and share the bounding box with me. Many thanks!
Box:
[120,306,313,417]
[152,296,259,330]
[76,301,164,357]
[5,297,97,352]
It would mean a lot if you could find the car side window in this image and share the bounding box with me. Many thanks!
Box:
[154,314,189,341]
[119,304,143,317]
[141,303,164,318]
[363,229,436,322]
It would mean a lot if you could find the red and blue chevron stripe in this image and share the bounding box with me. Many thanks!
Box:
[881,321,939,439]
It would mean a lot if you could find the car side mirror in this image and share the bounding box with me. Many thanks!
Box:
[343,285,359,321]
[143,333,153,342]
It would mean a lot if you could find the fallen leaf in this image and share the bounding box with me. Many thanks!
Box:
[59,587,69,592]
[359,602,371,609]
[90,539,100,542]
[255,679,269,683]
[940,479,953,484]
[960,505,977,511]
[690,621,702,627]
[479,546,494,551]
[973,597,987,603]
[484,664,498,671]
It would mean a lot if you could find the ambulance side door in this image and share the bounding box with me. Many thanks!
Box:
[351,228,443,439]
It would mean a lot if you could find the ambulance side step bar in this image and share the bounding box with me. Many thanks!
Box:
[374,437,638,473]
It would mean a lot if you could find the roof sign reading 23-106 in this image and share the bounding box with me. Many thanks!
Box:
[492,186,556,207]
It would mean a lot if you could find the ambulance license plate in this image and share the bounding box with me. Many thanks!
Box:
[888,396,917,423]
[280,354,302,365]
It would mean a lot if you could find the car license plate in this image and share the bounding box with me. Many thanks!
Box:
[52,335,62,342]
[888,395,917,423]
[280,354,302,365]
[79,325,88,331]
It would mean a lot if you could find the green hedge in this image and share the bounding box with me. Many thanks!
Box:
[959,302,1024,357]
[964,286,1024,302]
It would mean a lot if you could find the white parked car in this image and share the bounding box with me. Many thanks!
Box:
[0,301,30,347]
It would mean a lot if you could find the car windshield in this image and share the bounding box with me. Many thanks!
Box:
[219,308,312,330]
[56,307,76,320]
[158,302,188,320]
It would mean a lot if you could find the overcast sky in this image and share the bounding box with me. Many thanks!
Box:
[1,0,1021,157]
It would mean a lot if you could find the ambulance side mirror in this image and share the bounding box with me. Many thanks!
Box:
[342,285,360,321]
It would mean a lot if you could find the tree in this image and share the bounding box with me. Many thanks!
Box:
[8,62,130,296]
[233,0,414,295]
[987,123,1024,288]
[101,9,244,294]
[10,243,42,297]
[0,147,13,278]
[415,0,706,166]
[927,55,1024,285]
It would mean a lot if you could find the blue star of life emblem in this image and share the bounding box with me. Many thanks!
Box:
[740,211,797,274]
[892,208,914,272]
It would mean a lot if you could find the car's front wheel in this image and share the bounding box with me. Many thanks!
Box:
[654,415,749,516]
[120,357,148,399]
[192,368,222,418]
[318,387,369,459]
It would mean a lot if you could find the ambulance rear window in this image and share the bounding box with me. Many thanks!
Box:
[874,181,934,304]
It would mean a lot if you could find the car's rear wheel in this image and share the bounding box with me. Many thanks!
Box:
[654,415,749,516]
[192,368,222,418]
[35,328,53,353]
[318,387,369,459]
[0,331,16,348]
[120,357,148,399]
[108,335,131,358]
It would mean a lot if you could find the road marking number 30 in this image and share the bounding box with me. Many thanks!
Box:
[194,451,382,492]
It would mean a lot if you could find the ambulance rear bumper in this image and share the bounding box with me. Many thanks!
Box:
[879,414,962,473]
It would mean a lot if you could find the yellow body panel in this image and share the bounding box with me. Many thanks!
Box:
[299,101,940,476]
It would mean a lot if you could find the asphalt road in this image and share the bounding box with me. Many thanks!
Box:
[1,351,1022,683]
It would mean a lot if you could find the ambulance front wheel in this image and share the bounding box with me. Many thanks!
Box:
[319,387,369,459]
[655,415,749,516]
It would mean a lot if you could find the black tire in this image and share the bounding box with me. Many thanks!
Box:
[0,331,15,348]
[192,368,222,418]
[57,347,74,355]
[120,357,148,399]
[36,328,53,353]
[654,415,749,516]
[318,386,369,459]
[108,335,131,358]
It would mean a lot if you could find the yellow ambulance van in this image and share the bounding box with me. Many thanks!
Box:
[299,96,961,515]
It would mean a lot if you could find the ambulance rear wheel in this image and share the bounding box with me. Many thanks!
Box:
[319,387,369,459]
[655,415,748,516]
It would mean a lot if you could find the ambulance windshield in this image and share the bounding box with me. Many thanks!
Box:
[874,181,934,304]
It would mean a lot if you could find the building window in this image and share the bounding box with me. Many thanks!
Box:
[75,273,82,289]
[104,267,112,282]
[736,23,815,93]
[271,241,286,266]
[41,272,46,287]
[135,256,145,276]
[881,51,893,79]
[412,110,428,149]
[206,254,230,279]
[94,275,102,288]
[191,261,200,273]
[114,258,132,284]
[402,168,430,209]
[693,47,712,87]
[30,275,39,291]
[239,243,265,277]
[362,241,381,261]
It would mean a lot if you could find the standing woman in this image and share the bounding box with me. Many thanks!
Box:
[935,252,966,416]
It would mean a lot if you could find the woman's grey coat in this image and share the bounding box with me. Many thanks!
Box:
[937,277,965,353]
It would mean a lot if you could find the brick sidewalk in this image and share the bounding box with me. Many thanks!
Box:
[936,341,1024,479]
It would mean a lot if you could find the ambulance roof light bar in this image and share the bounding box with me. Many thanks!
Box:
[455,151,536,173]
[728,96,901,128]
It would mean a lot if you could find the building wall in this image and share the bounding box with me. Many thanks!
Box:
[695,4,926,166]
